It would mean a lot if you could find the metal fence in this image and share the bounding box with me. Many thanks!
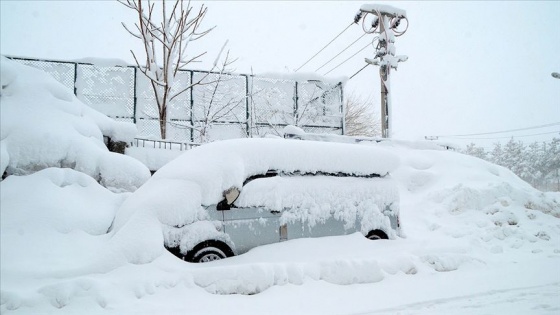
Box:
[8,56,344,142]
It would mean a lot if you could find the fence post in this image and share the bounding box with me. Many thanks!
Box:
[189,71,194,143]
[133,66,138,124]
[73,63,78,96]
[245,74,250,137]
[339,82,345,135]
[294,81,299,126]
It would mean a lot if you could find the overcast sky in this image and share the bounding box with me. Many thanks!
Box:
[1,1,559,147]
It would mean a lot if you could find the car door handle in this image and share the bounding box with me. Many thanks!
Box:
[270,210,281,214]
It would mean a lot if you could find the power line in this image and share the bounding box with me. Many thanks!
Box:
[295,22,354,72]
[436,122,560,137]
[315,33,367,72]
[442,130,559,140]
[324,42,371,76]
[349,63,370,80]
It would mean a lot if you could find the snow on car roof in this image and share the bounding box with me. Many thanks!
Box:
[152,137,399,206]
[110,137,400,254]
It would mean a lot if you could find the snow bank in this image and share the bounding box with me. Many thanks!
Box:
[0,168,127,277]
[0,57,150,192]
[389,144,560,258]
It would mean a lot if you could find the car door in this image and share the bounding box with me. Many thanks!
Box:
[283,176,359,240]
[221,205,282,255]
[290,216,355,239]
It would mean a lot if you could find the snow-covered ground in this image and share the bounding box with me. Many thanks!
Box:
[1,60,559,314]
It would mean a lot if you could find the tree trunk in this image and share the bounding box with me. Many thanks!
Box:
[160,106,167,139]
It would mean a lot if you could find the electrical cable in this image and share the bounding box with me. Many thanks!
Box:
[436,122,560,137]
[349,63,370,80]
[442,130,560,140]
[324,35,379,76]
[324,42,370,76]
[315,33,367,72]
[295,22,354,72]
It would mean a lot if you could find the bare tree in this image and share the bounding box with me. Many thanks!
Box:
[170,51,243,143]
[250,81,344,137]
[344,94,381,137]
[119,0,219,139]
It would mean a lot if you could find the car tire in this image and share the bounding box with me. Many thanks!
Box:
[366,230,388,240]
[186,241,234,263]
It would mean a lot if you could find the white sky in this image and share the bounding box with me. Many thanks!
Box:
[1,0,559,147]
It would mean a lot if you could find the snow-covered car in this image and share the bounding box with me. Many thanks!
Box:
[113,138,401,263]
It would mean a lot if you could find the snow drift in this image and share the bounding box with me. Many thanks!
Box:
[0,57,150,192]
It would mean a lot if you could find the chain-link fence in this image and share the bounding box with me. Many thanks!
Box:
[8,56,344,142]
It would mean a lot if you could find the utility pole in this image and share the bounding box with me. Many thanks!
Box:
[355,4,408,138]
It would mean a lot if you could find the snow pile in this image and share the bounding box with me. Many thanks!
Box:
[388,142,560,258]
[0,169,126,292]
[0,57,150,192]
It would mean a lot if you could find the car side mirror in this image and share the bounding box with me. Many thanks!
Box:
[217,187,240,211]
[224,187,240,205]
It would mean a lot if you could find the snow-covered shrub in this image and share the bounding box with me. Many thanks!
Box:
[0,57,150,192]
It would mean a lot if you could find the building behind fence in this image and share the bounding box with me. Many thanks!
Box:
[9,57,344,143]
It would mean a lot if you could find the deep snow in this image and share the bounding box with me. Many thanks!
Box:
[0,57,150,192]
[1,60,559,314]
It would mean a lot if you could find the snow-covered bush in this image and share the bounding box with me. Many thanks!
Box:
[0,57,150,192]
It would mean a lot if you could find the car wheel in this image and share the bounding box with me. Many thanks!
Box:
[193,247,227,263]
[186,241,234,263]
[366,230,388,240]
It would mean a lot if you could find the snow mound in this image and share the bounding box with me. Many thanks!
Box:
[190,233,419,295]
[0,57,150,192]
[390,145,560,254]
[0,168,128,277]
